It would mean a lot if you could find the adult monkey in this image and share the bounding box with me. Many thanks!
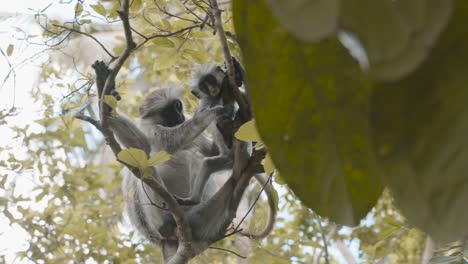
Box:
[92,60,275,261]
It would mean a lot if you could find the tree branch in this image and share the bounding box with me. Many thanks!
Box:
[209,0,250,121]
[52,24,117,60]
[75,114,102,131]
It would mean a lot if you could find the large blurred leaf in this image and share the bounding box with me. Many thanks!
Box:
[264,0,453,81]
[370,0,468,242]
[340,0,411,66]
[233,0,383,226]
[360,0,453,81]
[263,0,339,42]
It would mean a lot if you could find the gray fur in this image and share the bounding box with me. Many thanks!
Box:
[120,86,232,247]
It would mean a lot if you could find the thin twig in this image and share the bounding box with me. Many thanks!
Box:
[52,24,117,59]
[226,173,273,237]
[317,216,330,264]
[141,180,169,210]
[208,246,246,259]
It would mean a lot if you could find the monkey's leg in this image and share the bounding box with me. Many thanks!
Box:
[187,177,237,241]
[182,155,233,205]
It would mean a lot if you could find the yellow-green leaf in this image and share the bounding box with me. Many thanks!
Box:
[90,3,106,16]
[76,3,84,16]
[235,120,263,144]
[147,151,171,166]
[262,153,275,175]
[117,148,148,168]
[6,44,14,57]
[103,95,118,109]
[151,38,175,49]
[142,167,154,179]
[183,49,206,64]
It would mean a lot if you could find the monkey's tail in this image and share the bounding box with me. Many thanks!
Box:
[239,173,277,239]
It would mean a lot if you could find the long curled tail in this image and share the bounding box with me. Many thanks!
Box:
[240,173,277,239]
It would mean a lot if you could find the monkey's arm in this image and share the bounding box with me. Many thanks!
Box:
[109,115,151,154]
[155,106,224,153]
[193,134,220,157]
[183,155,233,204]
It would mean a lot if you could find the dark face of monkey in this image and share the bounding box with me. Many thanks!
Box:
[192,66,226,99]
[161,99,185,127]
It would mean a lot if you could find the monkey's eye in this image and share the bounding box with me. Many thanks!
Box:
[174,100,183,111]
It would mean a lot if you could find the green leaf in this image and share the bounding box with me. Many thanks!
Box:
[35,191,47,202]
[0,174,7,188]
[153,51,178,70]
[234,0,383,226]
[235,120,263,144]
[142,167,154,179]
[183,49,206,64]
[262,153,275,176]
[76,3,84,16]
[3,209,14,222]
[130,0,142,11]
[151,38,175,49]
[6,44,14,56]
[147,151,171,166]
[383,216,401,228]
[117,148,148,169]
[377,227,397,240]
[103,95,118,109]
[370,0,468,242]
[90,3,106,16]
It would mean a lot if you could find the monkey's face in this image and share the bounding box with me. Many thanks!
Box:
[192,66,227,99]
[160,99,185,127]
[194,74,220,99]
